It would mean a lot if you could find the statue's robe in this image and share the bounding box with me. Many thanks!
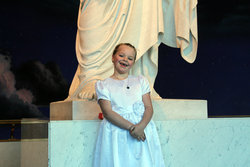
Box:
[68,0,198,99]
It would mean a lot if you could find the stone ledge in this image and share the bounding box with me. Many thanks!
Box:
[50,99,207,120]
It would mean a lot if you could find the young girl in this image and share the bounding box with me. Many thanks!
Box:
[94,43,165,167]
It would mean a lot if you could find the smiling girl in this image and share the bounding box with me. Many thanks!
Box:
[93,43,165,167]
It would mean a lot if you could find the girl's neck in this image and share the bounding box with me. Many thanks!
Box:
[111,73,129,80]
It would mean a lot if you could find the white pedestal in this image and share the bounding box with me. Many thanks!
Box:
[48,99,250,166]
[49,118,250,167]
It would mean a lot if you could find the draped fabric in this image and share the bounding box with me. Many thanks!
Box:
[68,0,198,99]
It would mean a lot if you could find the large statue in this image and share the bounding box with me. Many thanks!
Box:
[67,0,198,100]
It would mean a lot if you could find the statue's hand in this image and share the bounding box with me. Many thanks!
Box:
[78,80,97,100]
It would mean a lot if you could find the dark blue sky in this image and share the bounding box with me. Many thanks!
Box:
[1,0,250,117]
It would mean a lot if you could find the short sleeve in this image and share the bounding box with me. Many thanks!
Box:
[95,80,110,102]
[138,75,150,95]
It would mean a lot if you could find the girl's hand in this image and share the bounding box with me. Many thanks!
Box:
[129,92,153,142]
[129,124,146,141]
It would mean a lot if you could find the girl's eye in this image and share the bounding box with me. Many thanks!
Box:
[128,56,134,60]
[119,55,124,57]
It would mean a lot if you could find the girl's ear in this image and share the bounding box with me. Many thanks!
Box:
[112,56,114,63]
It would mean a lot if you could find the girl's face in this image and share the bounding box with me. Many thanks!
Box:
[112,45,136,74]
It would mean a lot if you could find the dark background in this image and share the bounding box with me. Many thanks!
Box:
[0,0,250,119]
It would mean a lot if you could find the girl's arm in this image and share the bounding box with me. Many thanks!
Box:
[99,99,134,130]
[130,92,153,141]
[139,92,154,128]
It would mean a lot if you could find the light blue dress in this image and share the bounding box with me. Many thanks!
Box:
[94,75,165,167]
